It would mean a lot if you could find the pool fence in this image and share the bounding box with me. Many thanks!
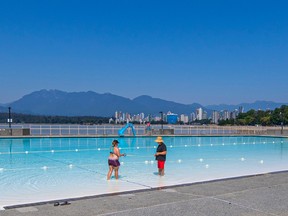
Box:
[0,124,287,137]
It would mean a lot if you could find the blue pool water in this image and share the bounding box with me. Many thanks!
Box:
[1,136,288,209]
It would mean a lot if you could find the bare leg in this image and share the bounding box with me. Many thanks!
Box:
[107,166,113,180]
[159,169,164,176]
[114,167,119,179]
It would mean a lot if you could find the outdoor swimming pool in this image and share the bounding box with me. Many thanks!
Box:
[1,136,288,209]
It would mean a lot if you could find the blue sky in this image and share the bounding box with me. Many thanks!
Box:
[1,0,287,105]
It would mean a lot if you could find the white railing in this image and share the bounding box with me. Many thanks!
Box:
[0,124,280,136]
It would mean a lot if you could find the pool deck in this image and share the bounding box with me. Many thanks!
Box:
[2,171,288,216]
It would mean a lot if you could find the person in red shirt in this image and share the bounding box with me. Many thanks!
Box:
[154,136,167,176]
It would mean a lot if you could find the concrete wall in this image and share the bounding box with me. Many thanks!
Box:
[267,129,288,136]
[152,129,174,135]
[0,128,30,136]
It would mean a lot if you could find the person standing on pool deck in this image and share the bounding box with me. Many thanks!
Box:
[154,136,167,176]
[107,140,126,180]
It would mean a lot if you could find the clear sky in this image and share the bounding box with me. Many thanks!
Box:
[1,0,287,105]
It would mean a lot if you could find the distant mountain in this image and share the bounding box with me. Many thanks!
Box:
[206,101,288,112]
[2,90,287,117]
[7,90,142,116]
[0,106,7,112]
[133,95,205,115]
[5,89,209,116]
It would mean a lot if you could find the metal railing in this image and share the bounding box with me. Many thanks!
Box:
[1,124,285,136]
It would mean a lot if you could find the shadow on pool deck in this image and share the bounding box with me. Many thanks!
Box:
[2,171,288,216]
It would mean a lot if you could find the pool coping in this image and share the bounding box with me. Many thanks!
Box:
[0,134,288,139]
[3,169,288,210]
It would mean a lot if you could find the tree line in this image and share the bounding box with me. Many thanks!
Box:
[0,113,110,125]
[218,105,288,126]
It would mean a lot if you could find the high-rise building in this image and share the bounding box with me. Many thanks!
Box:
[202,111,208,120]
[212,110,220,124]
[190,112,196,122]
[196,108,203,120]
[231,109,239,119]
[239,106,244,113]
[223,110,230,120]
[180,114,189,123]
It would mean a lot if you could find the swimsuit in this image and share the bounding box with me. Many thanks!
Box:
[108,158,120,167]
[108,146,120,167]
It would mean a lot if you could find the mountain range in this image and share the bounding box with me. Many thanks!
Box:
[1,89,287,117]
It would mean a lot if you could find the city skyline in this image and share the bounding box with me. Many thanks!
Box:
[113,106,244,124]
[1,1,288,105]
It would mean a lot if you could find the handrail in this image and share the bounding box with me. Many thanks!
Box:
[0,124,285,136]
